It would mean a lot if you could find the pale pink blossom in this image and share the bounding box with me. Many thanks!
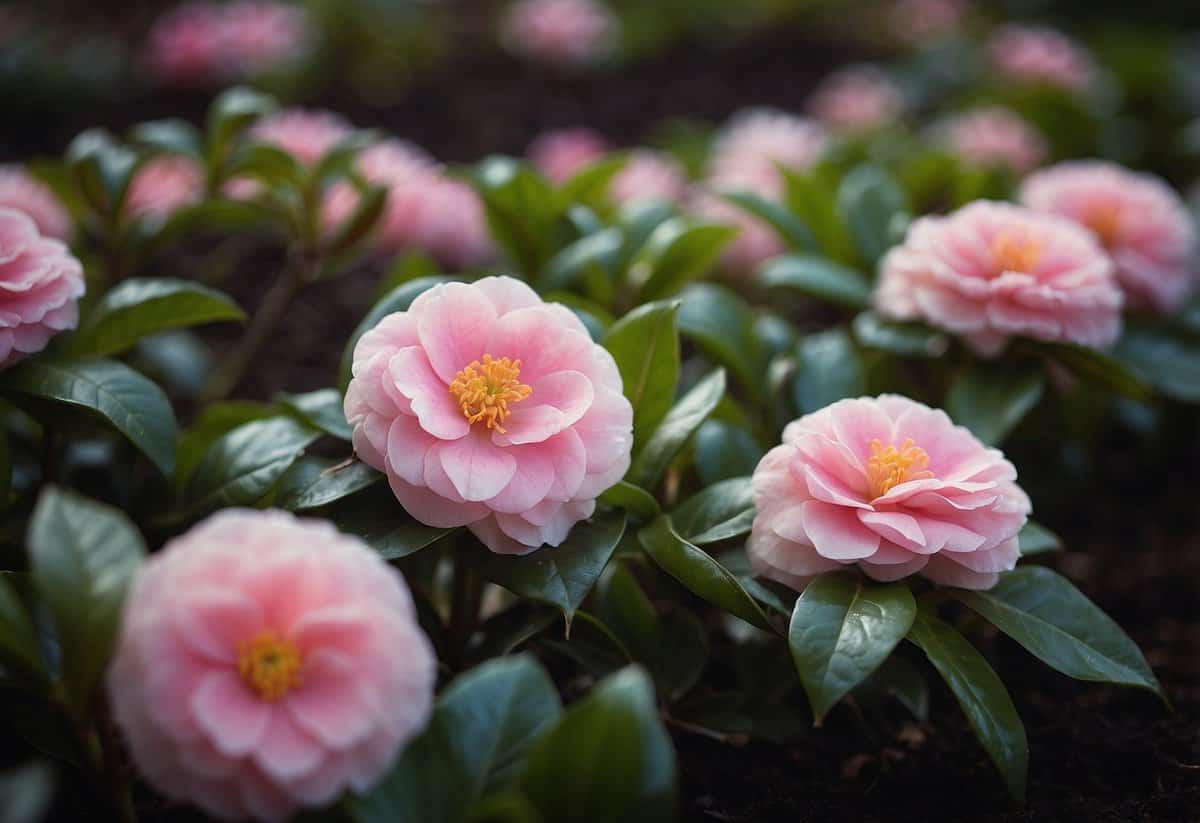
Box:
[345,276,633,554]
[221,1,312,77]
[1020,161,1199,314]
[988,24,1094,93]
[529,128,609,183]
[695,109,829,272]
[750,394,1031,591]
[807,65,905,133]
[0,166,71,240]
[933,106,1047,174]
[890,0,969,45]
[249,109,353,166]
[875,200,1122,355]
[108,509,435,822]
[126,156,204,220]
[610,150,687,206]
[503,0,617,66]
[144,3,226,86]
[0,209,85,367]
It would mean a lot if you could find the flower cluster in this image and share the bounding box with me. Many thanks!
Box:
[931,106,1047,174]
[807,65,905,133]
[502,0,617,66]
[528,128,686,206]
[987,24,1094,92]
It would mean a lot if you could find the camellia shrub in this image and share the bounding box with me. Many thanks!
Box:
[0,12,1197,817]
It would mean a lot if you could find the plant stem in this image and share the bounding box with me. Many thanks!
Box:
[93,692,138,823]
[447,549,483,669]
[200,257,307,402]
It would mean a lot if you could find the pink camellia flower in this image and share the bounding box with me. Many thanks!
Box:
[610,150,687,206]
[932,106,1047,174]
[750,394,1031,591]
[875,200,1122,355]
[502,0,617,66]
[694,109,829,272]
[126,156,204,221]
[0,209,85,367]
[0,166,71,240]
[807,65,905,133]
[220,1,312,77]
[108,509,436,822]
[249,108,353,166]
[528,128,609,183]
[144,3,226,86]
[1020,161,1199,315]
[890,0,969,45]
[988,24,1094,93]
[345,276,633,555]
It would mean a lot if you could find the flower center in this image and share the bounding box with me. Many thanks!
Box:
[237,631,303,701]
[866,438,934,498]
[448,354,533,433]
[991,230,1042,274]
[1082,202,1123,248]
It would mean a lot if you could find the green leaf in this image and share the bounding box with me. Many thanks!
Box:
[470,157,561,276]
[0,575,43,679]
[1018,520,1062,556]
[273,458,381,511]
[836,164,909,265]
[65,129,138,214]
[788,574,916,722]
[693,420,763,486]
[351,655,562,823]
[471,511,626,623]
[278,388,352,440]
[183,417,319,513]
[130,118,203,158]
[1113,322,1200,402]
[638,515,775,632]
[324,184,387,257]
[540,228,623,292]
[677,284,767,396]
[633,219,736,302]
[598,481,661,521]
[603,301,680,450]
[29,487,145,717]
[852,311,950,358]
[521,667,677,823]
[338,277,454,391]
[781,168,855,261]
[671,476,754,545]
[628,369,725,489]
[1,357,177,476]
[71,278,245,356]
[907,609,1028,802]
[330,485,456,560]
[717,189,819,252]
[946,361,1044,446]
[174,401,278,487]
[791,328,866,415]
[559,155,628,206]
[207,86,277,161]
[1033,342,1150,400]
[759,253,871,310]
[0,761,55,823]
[952,566,1163,698]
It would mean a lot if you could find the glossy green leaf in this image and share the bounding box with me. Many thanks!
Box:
[522,667,677,823]
[338,277,454,390]
[324,184,388,257]
[273,458,381,511]
[174,401,278,488]
[1034,342,1150,400]
[603,301,680,449]
[1113,322,1200,402]
[759,253,871,310]
[130,118,203,158]
[560,155,628,206]
[692,420,763,486]
[1,357,177,477]
[677,284,766,395]
[278,388,352,440]
[65,129,138,214]
[628,369,725,489]
[29,487,145,717]
[717,189,819,251]
[206,86,277,161]
[1017,520,1062,556]
[952,566,1163,698]
[352,655,562,823]
[471,157,561,276]
[331,485,456,559]
[638,515,775,632]
[0,575,43,679]
[671,476,754,545]
[633,219,736,302]
[907,610,1028,802]
[541,228,623,291]
[472,510,626,622]
[71,278,245,356]
[852,311,950,358]
[598,481,661,521]
[791,328,866,415]
[788,574,916,721]
[781,168,855,261]
[836,164,909,264]
[183,417,319,513]
[946,361,1044,446]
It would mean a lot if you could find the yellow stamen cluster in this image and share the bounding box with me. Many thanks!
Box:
[237,631,303,701]
[991,230,1043,274]
[866,438,934,499]
[1082,203,1124,248]
[448,354,533,433]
